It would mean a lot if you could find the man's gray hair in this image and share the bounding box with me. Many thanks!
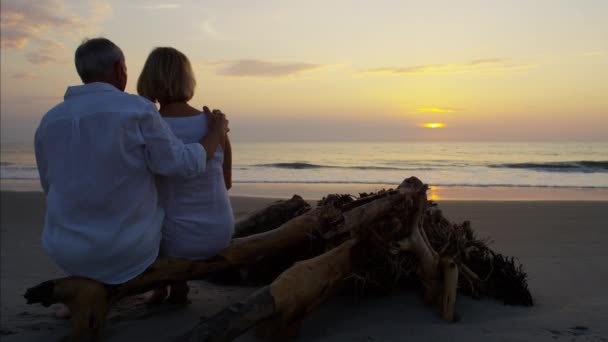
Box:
[74,38,124,83]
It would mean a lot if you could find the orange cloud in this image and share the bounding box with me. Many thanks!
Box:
[11,71,36,80]
[0,0,112,64]
[582,51,607,57]
[362,58,537,76]
[416,107,458,113]
[140,4,181,10]
[217,59,325,77]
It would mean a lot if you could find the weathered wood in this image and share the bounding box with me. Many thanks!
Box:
[180,179,433,341]
[24,278,110,342]
[233,195,310,238]
[440,257,458,321]
[27,203,336,301]
[24,176,532,341]
[176,239,357,342]
[259,239,357,340]
[24,203,342,341]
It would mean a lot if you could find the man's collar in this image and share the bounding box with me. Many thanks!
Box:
[64,82,122,100]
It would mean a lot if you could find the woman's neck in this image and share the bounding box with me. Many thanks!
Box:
[159,101,201,117]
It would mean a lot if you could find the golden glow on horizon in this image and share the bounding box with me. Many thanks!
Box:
[422,123,446,128]
[427,187,441,201]
[417,108,456,113]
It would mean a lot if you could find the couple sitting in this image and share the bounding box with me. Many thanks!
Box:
[34,37,234,314]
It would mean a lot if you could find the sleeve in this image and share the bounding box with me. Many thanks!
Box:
[34,127,50,193]
[138,110,206,177]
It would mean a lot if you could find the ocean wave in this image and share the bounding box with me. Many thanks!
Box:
[252,162,430,171]
[489,161,608,173]
[0,165,39,179]
[232,180,606,188]
[255,162,325,169]
[2,169,606,189]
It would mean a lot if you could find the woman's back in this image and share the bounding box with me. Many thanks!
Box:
[158,113,234,259]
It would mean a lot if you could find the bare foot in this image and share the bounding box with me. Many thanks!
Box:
[143,287,168,304]
[54,304,71,319]
[167,282,190,304]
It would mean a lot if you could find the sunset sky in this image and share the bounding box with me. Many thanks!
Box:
[1,0,607,143]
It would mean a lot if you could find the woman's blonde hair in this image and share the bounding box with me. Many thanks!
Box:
[137,47,196,104]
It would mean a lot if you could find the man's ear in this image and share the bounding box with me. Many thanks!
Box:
[114,61,121,75]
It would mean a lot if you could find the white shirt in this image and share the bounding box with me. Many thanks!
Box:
[34,82,206,284]
[159,114,234,259]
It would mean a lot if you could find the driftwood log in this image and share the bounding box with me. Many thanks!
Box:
[233,194,311,238]
[24,177,532,342]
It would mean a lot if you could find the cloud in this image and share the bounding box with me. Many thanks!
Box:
[416,107,459,114]
[89,0,112,21]
[140,4,180,10]
[469,58,507,65]
[26,49,62,64]
[581,51,607,57]
[0,24,31,48]
[199,20,227,41]
[0,0,112,65]
[217,59,324,77]
[24,38,67,64]
[11,71,36,80]
[362,58,537,76]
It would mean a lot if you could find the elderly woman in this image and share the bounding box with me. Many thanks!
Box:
[137,47,234,303]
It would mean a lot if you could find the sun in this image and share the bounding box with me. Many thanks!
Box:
[422,123,446,128]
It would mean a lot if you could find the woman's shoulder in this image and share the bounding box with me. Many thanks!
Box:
[162,112,206,121]
[163,113,208,142]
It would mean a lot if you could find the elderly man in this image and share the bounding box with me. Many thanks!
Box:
[34,37,227,294]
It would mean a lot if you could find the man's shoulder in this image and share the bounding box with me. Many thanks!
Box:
[113,92,158,113]
[39,101,69,127]
[38,92,159,130]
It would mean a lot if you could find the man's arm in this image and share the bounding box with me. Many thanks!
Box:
[201,106,231,158]
[140,110,224,177]
[199,110,226,161]
[34,128,50,194]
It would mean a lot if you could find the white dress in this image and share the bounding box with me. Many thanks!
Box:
[158,113,234,259]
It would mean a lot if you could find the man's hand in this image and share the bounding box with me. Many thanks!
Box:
[199,106,228,161]
[202,106,232,189]
[203,106,229,136]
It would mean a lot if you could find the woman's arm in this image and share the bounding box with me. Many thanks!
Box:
[203,105,231,189]
[223,135,232,190]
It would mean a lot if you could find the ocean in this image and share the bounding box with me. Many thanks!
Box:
[1,142,607,191]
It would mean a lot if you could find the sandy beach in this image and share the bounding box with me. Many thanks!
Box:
[1,190,608,341]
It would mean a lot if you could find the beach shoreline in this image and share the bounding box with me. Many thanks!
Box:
[2,179,607,201]
[2,190,608,341]
[229,182,608,201]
